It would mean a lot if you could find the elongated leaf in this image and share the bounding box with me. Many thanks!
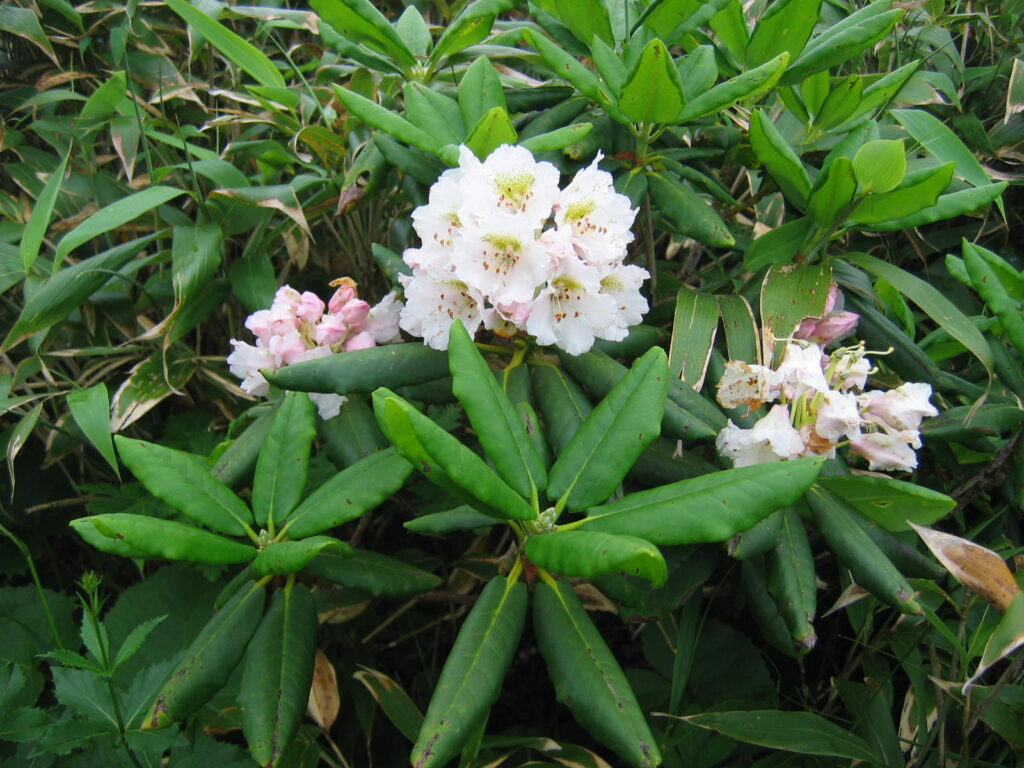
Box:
[171,224,223,323]
[404,83,463,146]
[964,241,1024,356]
[280,448,411,538]
[449,322,546,499]
[816,476,954,532]
[165,0,285,87]
[465,107,518,159]
[353,668,423,742]
[534,580,660,767]
[749,109,812,206]
[431,0,515,64]
[648,173,733,247]
[759,263,831,365]
[619,38,685,123]
[966,591,1024,691]
[767,507,817,653]
[332,85,450,159]
[20,149,69,271]
[581,457,824,544]
[114,436,253,535]
[405,506,498,535]
[532,364,594,455]
[526,531,667,586]
[682,710,880,762]
[311,0,415,68]
[547,347,668,512]
[412,575,527,768]
[744,217,814,270]
[911,524,1020,612]
[844,252,993,373]
[0,5,57,64]
[307,548,441,596]
[253,392,316,529]
[677,53,789,123]
[846,163,953,225]
[459,57,507,131]
[67,384,119,478]
[239,583,317,767]
[745,0,821,67]
[4,234,159,350]
[268,343,449,394]
[145,583,266,728]
[71,514,256,564]
[373,388,536,520]
[520,123,594,153]
[669,287,720,388]
[252,537,350,577]
[54,186,184,270]
[807,157,856,227]
[522,29,620,117]
[866,182,1007,231]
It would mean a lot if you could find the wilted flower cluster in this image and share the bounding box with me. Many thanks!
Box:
[399,145,649,354]
[227,280,401,419]
[715,339,938,472]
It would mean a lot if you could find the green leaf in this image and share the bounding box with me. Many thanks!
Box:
[54,186,184,271]
[312,0,416,69]
[864,182,1007,231]
[682,709,881,762]
[306,548,442,596]
[459,57,508,132]
[164,0,285,87]
[844,251,993,374]
[966,591,1024,690]
[395,5,430,55]
[252,537,350,577]
[766,507,817,653]
[404,83,464,146]
[449,322,546,499]
[743,217,814,271]
[519,123,594,154]
[815,476,954,532]
[430,0,515,65]
[581,458,824,544]
[332,85,447,158]
[718,294,760,363]
[67,384,119,478]
[253,392,316,529]
[806,157,856,227]
[618,38,685,123]
[851,139,905,193]
[759,263,832,365]
[846,162,954,225]
[534,579,660,767]
[554,0,613,46]
[239,583,317,767]
[280,448,412,538]
[353,668,423,742]
[405,505,498,535]
[112,615,166,672]
[532,364,594,455]
[20,149,69,271]
[677,53,789,123]
[71,514,256,564]
[522,28,622,119]
[114,436,253,536]
[547,347,668,512]
[170,224,223,327]
[648,172,734,247]
[964,241,1024,356]
[745,0,822,68]
[526,531,667,586]
[781,3,903,85]
[267,343,449,394]
[0,5,58,64]
[813,74,864,133]
[749,109,812,206]
[465,107,518,159]
[145,583,266,728]
[668,286,720,388]
[373,388,536,520]
[676,45,717,101]
[412,575,527,768]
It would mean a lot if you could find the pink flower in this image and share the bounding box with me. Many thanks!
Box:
[328,278,357,313]
[849,433,918,471]
[244,310,274,343]
[339,298,370,327]
[795,285,859,345]
[269,330,308,366]
[344,331,375,351]
[860,382,938,432]
[315,314,349,347]
[296,291,326,324]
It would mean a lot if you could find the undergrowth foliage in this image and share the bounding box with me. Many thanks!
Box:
[1,0,1024,765]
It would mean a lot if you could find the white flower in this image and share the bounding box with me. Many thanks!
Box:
[309,392,347,420]
[453,213,551,304]
[555,152,637,266]
[364,290,403,344]
[831,350,871,391]
[849,433,919,471]
[458,144,561,226]
[227,340,276,396]
[411,168,465,249]
[774,342,829,398]
[398,271,486,350]
[525,249,617,355]
[716,405,806,467]
[815,389,862,441]
[716,360,779,412]
[596,262,650,341]
[860,382,938,432]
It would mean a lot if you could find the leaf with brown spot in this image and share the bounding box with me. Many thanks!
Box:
[910,523,1020,611]
[307,650,340,731]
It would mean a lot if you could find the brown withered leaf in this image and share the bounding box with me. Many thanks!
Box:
[307,649,340,731]
[910,523,1020,612]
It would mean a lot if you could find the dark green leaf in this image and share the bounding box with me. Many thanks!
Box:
[526,531,667,586]
[253,392,317,529]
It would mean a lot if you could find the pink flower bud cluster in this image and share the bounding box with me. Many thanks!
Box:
[227,280,402,419]
[399,145,649,355]
[793,284,860,345]
[715,338,938,472]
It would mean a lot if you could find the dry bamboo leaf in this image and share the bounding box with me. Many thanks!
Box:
[910,523,1020,611]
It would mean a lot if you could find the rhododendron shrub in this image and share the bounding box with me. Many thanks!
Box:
[398,145,649,354]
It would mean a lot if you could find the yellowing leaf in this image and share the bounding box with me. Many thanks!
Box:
[307,649,340,731]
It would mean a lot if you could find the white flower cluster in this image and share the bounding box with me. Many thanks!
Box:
[398,145,649,354]
[227,280,402,419]
[715,341,938,472]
